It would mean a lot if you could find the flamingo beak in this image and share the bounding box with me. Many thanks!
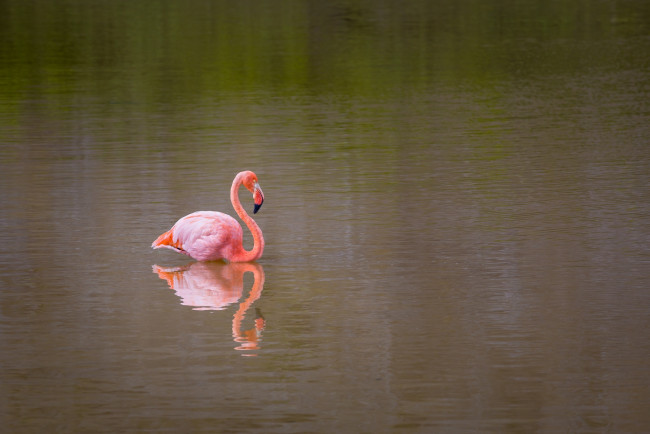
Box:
[253,183,264,214]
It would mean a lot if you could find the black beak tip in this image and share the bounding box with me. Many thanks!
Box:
[254,203,262,214]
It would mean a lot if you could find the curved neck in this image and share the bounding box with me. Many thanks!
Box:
[230,173,264,262]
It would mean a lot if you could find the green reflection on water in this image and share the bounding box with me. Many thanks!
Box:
[1,0,648,106]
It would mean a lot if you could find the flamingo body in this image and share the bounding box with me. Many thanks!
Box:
[152,171,265,262]
[152,211,243,261]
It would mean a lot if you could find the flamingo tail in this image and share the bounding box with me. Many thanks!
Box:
[152,229,186,254]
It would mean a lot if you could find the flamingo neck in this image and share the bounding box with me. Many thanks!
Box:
[230,173,264,262]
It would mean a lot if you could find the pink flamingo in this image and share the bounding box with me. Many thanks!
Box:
[152,170,265,262]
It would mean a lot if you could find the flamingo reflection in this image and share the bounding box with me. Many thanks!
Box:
[152,262,266,353]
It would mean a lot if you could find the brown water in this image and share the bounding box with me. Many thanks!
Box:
[1,1,649,432]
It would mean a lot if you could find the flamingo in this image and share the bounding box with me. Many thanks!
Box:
[152,170,265,262]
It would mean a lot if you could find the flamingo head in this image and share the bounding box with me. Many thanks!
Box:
[242,171,265,214]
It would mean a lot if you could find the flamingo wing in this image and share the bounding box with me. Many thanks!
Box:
[152,211,243,261]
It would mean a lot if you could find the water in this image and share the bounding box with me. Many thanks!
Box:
[1,1,649,432]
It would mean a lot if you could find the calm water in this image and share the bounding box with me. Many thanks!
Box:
[1,1,649,432]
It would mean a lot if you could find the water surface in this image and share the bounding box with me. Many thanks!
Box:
[1,1,649,432]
